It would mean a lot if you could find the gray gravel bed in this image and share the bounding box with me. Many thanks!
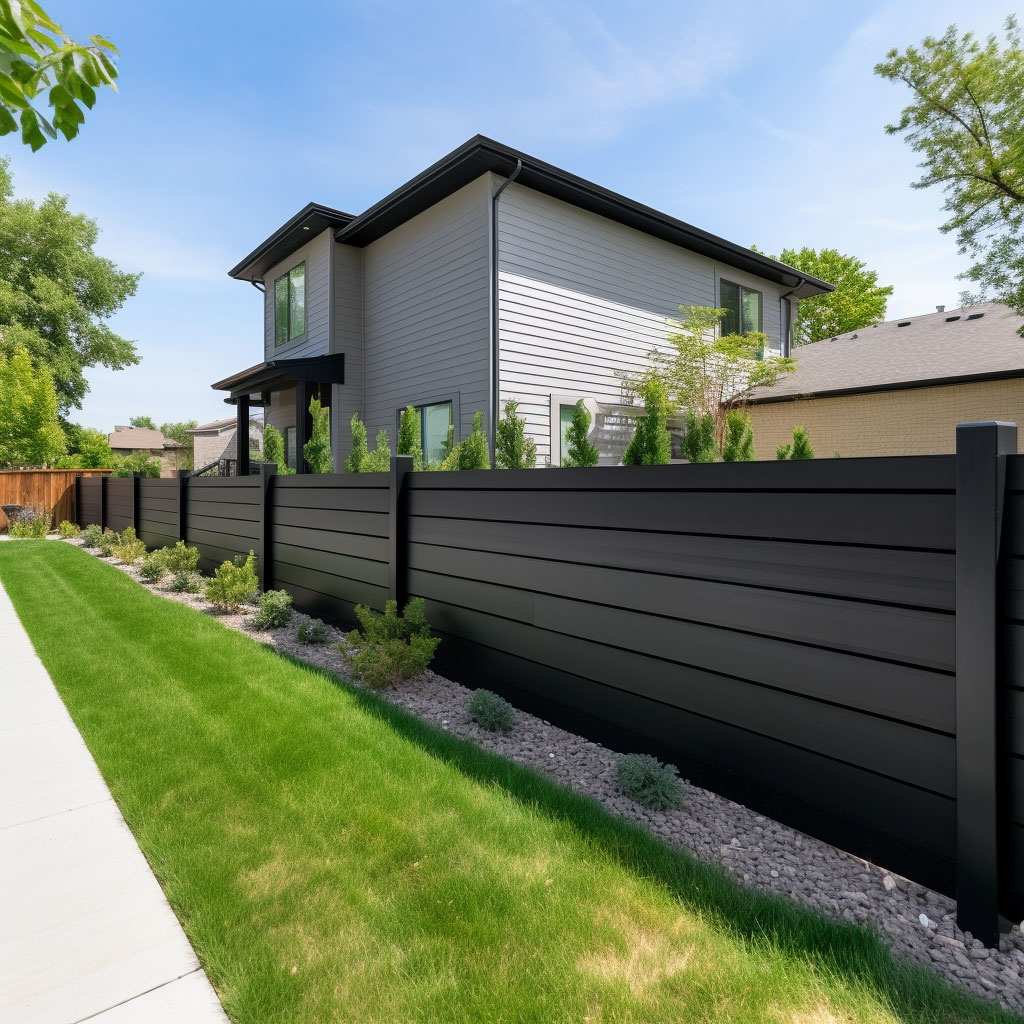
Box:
[74,539,1024,1013]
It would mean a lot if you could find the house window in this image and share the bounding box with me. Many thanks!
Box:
[559,404,576,463]
[407,401,452,464]
[719,279,762,336]
[274,262,305,346]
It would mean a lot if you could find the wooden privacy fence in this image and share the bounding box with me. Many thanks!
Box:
[0,469,111,530]
[77,423,1022,942]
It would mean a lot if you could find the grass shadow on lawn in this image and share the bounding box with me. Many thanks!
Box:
[266,648,1011,1024]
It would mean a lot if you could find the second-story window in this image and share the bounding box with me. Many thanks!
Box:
[274,262,305,346]
[719,279,762,336]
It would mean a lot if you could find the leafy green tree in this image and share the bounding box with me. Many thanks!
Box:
[441,412,490,470]
[398,405,423,470]
[776,426,815,460]
[303,397,332,473]
[159,419,196,472]
[0,160,139,411]
[129,415,156,430]
[0,1,118,150]
[722,412,755,462]
[346,414,368,472]
[361,430,392,473]
[755,247,893,344]
[876,18,1024,334]
[54,425,113,468]
[0,344,65,465]
[643,305,794,450]
[562,400,599,468]
[681,410,717,463]
[495,399,537,469]
[262,424,294,475]
[111,450,160,477]
[622,375,672,466]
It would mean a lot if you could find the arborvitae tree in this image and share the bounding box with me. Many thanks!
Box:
[346,414,368,472]
[303,397,333,473]
[563,400,599,468]
[776,425,815,460]
[262,423,294,475]
[362,429,392,472]
[681,410,717,463]
[495,399,537,469]
[622,376,672,466]
[442,411,490,470]
[398,405,424,470]
[722,412,755,462]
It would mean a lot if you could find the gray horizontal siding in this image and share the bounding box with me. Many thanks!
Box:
[497,183,784,462]
[262,228,332,360]
[332,243,363,467]
[361,175,491,449]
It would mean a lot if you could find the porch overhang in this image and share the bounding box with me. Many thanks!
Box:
[211,354,345,402]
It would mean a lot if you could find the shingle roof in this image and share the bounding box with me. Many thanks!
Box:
[745,302,1024,404]
[108,427,165,449]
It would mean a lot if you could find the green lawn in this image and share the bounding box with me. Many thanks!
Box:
[0,541,1011,1023]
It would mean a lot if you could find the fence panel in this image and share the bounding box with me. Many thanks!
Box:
[0,469,110,529]
[271,474,390,622]
[104,477,135,533]
[186,477,261,575]
[405,456,959,897]
[77,476,104,528]
[137,478,179,550]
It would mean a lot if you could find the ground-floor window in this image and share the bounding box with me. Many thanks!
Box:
[411,401,452,464]
[558,404,576,463]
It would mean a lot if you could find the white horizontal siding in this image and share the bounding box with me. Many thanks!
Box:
[361,175,491,448]
[497,183,784,462]
[262,228,331,360]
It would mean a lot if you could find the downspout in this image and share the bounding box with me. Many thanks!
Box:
[488,157,522,453]
[779,277,801,357]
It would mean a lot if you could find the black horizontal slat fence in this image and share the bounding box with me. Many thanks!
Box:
[74,423,1023,942]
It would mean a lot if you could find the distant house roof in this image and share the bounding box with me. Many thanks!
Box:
[108,427,165,450]
[189,417,265,434]
[228,136,834,300]
[745,302,1024,404]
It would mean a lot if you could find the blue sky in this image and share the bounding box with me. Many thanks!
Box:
[10,0,1013,429]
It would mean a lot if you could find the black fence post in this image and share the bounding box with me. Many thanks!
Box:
[388,454,413,607]
[75,474,82,528]
[258,462,276,591]
[955,420,1017,944]
[177,470,189,543]
[99,474,107,531]
[132,472,142,535]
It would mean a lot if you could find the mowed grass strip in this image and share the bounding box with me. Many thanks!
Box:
[0,541,1011,1023]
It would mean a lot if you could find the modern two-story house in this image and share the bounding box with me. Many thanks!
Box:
[212,136,832,471]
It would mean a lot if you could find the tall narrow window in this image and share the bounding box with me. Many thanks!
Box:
[719,279,762,335]
[274,262,306,345]
[559,404,576,463]
[421,402,452,464]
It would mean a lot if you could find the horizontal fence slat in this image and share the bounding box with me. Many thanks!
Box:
[272,560,388,611]
[274,542,388,588]
[274,473,390,490]
[273,486,389,514]
[186,513,258,541]
[273,523,388,563]
[274,505,389,538]
[186,498,260,523]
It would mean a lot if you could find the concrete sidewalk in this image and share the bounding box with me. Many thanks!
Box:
[0,578,228,1023]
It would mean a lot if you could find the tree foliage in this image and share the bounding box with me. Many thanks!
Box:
[361,429,392,473]
[776,426,815,461]
[643,306,794,450]
[303,397,332,473]
[757,247,893,344]
[622,375,672,466]
[0,344,65,465]
[722,412,755,462]
[398,405,423,470]
[0,159,139,410]
[681,410,717,463]
[56,425,112,468]
[262,423,294,475]
[0,1,118,151]
[346,414,368,472]
[111,450,160,477]
[441,411,490,471]
[129,415,156,430]
[876,18,1024,333]
[495,399,537,469]
[562,400,599,468]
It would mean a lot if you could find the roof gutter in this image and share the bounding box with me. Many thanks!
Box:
[488,157,522,454]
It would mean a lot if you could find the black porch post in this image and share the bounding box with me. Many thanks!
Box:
[236,394,251,476]
[955,420,1017,944]
[295,379,314,474]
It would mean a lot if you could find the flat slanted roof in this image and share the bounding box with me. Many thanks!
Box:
[229,136,833,299]
[745,302,1024,404]
[212,354,345,401]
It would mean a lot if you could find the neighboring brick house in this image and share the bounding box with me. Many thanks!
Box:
[189,417,264,472]
[743,302,1024,458]
[107,426,186,477]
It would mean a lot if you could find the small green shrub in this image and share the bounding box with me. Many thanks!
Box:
[252,589,293,629]
[81,522,104,548]
[205,551,259,611]
[615,753,682,810]
[722,412,755,462]
[9,504,50,538]
[58,520,81,539]
[169,569,204,593]
[138,553,167,583]
[297,618,330,644]
[339,597,440,688]
[776,425,814,461]
[96,528,119,557]
[161,540,200,572]
[468,689,516,732]
[112,526,145,564]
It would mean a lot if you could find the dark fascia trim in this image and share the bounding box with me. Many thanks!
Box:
[742,367,1024,405]
[333,136,834,298]
[211,353,345,399]
[229,203,356,282]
